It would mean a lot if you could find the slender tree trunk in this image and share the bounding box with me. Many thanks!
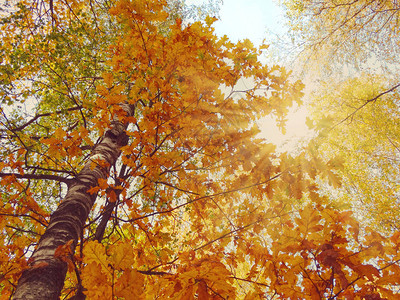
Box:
[13,104,135,300]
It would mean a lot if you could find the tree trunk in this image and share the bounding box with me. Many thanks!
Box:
[13,104,134,300]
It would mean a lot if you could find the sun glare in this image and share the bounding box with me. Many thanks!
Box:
[257,105,313,152]
[224,77,314,153]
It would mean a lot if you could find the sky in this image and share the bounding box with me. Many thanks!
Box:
[212,0,286,47]
[187,0,286,46]
[187,0,312,150]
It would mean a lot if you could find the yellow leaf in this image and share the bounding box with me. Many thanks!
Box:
[109,241,136,270]
[54,127,66,139]
[205,15,217,26]
[83,241,109,272]
[115,269,144,299]
[81,262,112,300]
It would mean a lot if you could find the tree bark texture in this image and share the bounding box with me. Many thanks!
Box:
[13,104,135,300]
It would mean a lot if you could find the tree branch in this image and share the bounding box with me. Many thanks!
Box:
[330,83,400,132]
[8,106,83,133]
[0,172,71,184]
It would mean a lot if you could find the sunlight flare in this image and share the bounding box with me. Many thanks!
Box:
[258,104,313,152]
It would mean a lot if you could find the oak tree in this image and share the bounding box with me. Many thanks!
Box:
[1,0,400,299]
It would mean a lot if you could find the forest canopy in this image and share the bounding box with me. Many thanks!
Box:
[1,0,400,299]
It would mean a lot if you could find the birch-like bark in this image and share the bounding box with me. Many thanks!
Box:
[13,104,135,300]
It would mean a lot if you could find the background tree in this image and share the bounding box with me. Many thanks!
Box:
[282,0,400,233]
[282,0,400,75]
[306,76,400,232]
[1,0,400,299]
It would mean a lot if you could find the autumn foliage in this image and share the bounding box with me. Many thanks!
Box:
[1,0,400,299]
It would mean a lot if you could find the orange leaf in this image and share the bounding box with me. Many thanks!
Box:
[353,264,380,281]
[181,285,194,300]
[54,239,74,259]
[197,280,209,300]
